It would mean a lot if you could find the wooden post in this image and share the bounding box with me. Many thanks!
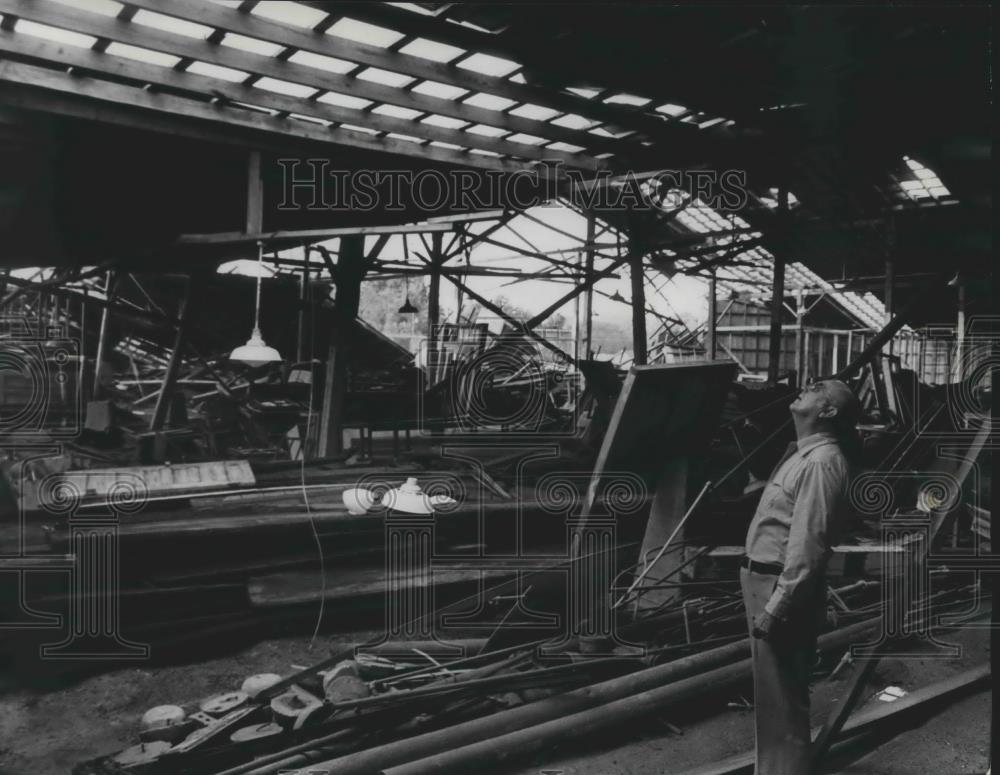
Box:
[954,278,966,382]
[246,149,263,235]
[767,186,788,382]
[584,211,596,359]
[794,289,805,387]
[297,252,309,363]
[629,223,647,366]
[150,277,193,430]
[92,270,117,399]
[318,234,366,457]
[706,270,717,360]
[427,231,443,381]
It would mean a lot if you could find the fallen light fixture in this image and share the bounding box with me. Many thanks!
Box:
[230,240,282,366]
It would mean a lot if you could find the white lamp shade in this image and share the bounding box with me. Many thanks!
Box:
[229,328,282,366]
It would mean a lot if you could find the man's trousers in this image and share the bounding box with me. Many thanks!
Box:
[740,567,819,775]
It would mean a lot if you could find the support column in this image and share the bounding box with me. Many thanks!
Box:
[884,258,895,355]
[628,223,647,365]
[767,186,788,383]
[150,277,193,431]
[318,234,366,457]
[427,231,443,381]
[92,270,118,399]
[584,211,596,359]
[297,256,309,363]
[794,289,805,387]
[706,270,718,360]
[954,277,966,382]
[245,150,263,235]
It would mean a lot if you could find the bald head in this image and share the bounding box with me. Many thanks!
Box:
[789,378,861,433]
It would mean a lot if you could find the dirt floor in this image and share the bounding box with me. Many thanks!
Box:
[0,627,990,775]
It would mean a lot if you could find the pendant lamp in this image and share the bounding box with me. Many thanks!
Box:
[230,241,282,366]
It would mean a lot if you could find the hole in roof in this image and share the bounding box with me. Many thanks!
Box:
[250,2,329,29]
[604,93,650,106]
[288,50,357,74]
[326,17,405,48]
[105,41,181,67]
[422,114,468,129]
[412,80,468,100]
[399,38,466,63]
[466,124,508,138]
[186,60,250,82]
[567,87,601,99]
[339,123,380,135]
[656,103,687,116]
[356,67,416,88]
[547,141,585,153]
[509,104,559,121]
[551,113,597,130]
[49,0,123,17]
[509,72,528,84]
[506,133,546,146]
[457,53,520,77]
[221,33,285,57]
[317,91,372,109]
[462,92,516,111]
[429,140,464,150]
[131,9,213,39]
[254,77,318,99]
[14,19,97,48]
[372,104,423,120]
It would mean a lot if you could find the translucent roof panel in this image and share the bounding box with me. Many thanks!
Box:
[398,38,466,63]
[550,113,598,130]
[317,91,373,110]
[546,141,586,153]
[509,104,560,121]
[506,133,547,146]
[287,50,357,74]
[421,114,469,129]
[412,80,468,100]
[131,9,213,39]
[388,3,436,15]
[899,156,952,201]
[466,124,509,138]
[15,19,97,48]
[105,41,181,67]
[186,60,250,82]
[253,77,318,99]
[221,33,285,57]
[457,53,521,77]
[462,92,516,111]
[356,67,416,88]
[372,104,423,120]
[326,17,405,48]
[656,103,688,116]
[567,87,601,99]
[604,93,651,106]
[250,2,330,29]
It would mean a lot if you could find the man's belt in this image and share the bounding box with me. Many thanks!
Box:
[740,556,784,576]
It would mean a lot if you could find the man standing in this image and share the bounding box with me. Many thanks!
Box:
[742,378,860,775]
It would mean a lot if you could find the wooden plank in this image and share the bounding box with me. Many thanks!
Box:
[0,60,547,174]
[178,221,455,246]
[0,29,607,168]
[125,0,696,147]
[0,0,632,157]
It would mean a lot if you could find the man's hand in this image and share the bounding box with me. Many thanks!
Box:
[752,611,779,640]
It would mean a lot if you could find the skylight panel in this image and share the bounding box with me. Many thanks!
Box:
[254,77,318,99]
[429,140,464,150]
[589,126,634,138]
[317,91,372,109]
[288,50,357,74]
[462,92,515,111]
[356,67,416,88]
[604,93,650,106]
[327,17,404,48]
[399,38,465,63]
[509,73,528,84]
[131,9,213,39]
[250,2,329,29]
[466,124,508,138]
[290,113,332,126]
[509,104,559,121]
[232,101,280,116]
[656,103,687,116]
[551,113,597,130]
[567,87,600,99]
[15,19,97,48]
[412,80,468,100]
[49,0,123,16]
[386,133,423,143]
[468,148,502,157]
[186,60,249,82]
[506,133,547,146]
[899,156,951,201]
[372,104,423,120]
[105,42,181,67]
[546,141,585,153]
[457,53,521,77]
[222,33,285,57]
[388,3,436,15]
[422,114,468,129]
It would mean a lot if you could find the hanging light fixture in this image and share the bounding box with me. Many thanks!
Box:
[397,235,418,314]
[230,240,282,366]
